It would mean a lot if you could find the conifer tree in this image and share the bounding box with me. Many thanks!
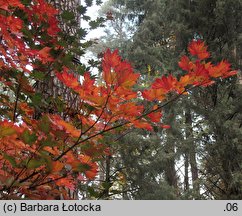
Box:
[94,0,242,199]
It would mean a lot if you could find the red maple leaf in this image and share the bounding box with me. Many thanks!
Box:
[28,0,59,22]
[0,0,24,11]
[47,17,61,36]
[103,49,121,68]
[132,119,153,131]
[178,55,194,71]
[142,88,165,101]
[147,111,162,123]
[117,102,144,117]
[49,115,81,138]
[116,61,140,88]
[56,68,81,91]
[79,155,98,180]
[208,60,237,78]
[6,16,23,34]
[82,72,95,91]
[188,40,210,60]
[38,47,54,63]
[152,74,178,93]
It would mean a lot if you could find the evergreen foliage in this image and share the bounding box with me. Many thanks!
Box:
[93,0,242,199]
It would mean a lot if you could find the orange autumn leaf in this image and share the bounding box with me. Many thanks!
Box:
[0,121,17,138]
[49,115,81,138]
[0,0,24,11]
[38,47,54,62]
[52,161,64,173]
[56,68,80,91]
[178,55,194,71]
[47,17,61,36]
[6,16,23,34]
[102,49,120,85]
[85,95,106,107]
[79,155,98,180]
[102,49,121,69]
[208,60,237,78]
[117,102,144,117]
[82,72,95,91]
[60,121,81,138]
[85,168,98,180]
[190,62,215,86]
[115,61,140,88]
[222,70,237,78]
[179,74,193,86]
[102,49,140,88]
[43,146,60,155]
[147,106,162,123]
[19,102,34,116]
[152,74,178,93]
[176,74,194,93]
[188,40,210,60]
[56,177,75,190]
[115,86,137,100]
[142,88,166,101]
[132,119,153,131]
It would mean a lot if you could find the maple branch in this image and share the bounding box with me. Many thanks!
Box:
[28,169,54,190]
[113,129,133,142]
[137,83,207,121]
[54,89,188,161]
[54,119,127,161]
[54,92,112,161]
[7,143,46,191]
[29,174,67,190]
[82,93,111,135]
[109,166,127,179]
[19,87,196,188]
[19,171,39,184]
[138,90,188,120]
[5,167,26,192]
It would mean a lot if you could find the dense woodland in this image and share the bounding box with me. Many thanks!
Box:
[0,0,241,200]
[90,0,242,200]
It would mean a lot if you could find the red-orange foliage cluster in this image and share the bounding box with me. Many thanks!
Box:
[0,0,237,199]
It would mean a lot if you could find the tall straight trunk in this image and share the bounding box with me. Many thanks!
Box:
[164,153,177,188]
[184,153,189,192]
[190,144,199,197]
[103,155,111,198]
[164,112,178,191]
[98,155,112,199]
[185,109,199,198]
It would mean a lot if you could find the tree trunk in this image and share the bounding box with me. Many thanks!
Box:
[185,109,200,198]
[184,153,189,192]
